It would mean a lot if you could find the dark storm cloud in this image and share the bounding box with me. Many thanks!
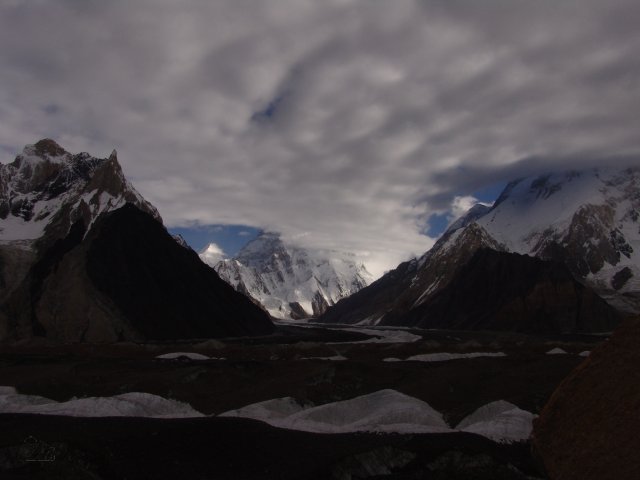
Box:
[0,0,638,276]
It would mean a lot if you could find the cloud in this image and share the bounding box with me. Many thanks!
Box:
[449,196,482,223]
[0,0,639,277]
[199,242,226,266]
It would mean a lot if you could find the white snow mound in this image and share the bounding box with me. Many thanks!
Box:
[220,389,450,434]
[457,400,536,443]
[578,350,591,357]
[546,347,568,355]
[0,388,203,418]
[156,352,210,360]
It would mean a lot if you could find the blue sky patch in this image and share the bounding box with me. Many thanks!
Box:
[169,224,262,257]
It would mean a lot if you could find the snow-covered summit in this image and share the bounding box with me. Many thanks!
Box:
[411,166,640,314]
[206,232,373,319]
[475,167,640,311]
[0,139,159,244]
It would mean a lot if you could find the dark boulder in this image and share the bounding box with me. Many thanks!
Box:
[533,317,640,479]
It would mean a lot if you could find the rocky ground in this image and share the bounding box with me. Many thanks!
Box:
[0,324,605,479]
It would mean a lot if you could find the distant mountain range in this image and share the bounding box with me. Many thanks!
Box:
[1,139,634,338]
[0,139,273,342]
[203,232,373,320]
[320,168,638,333]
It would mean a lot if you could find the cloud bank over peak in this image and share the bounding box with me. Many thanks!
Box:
[0,0,639,276]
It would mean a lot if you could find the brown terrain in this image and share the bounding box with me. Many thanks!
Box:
[533,316,640,480]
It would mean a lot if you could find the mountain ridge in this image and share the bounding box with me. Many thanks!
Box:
[320,166,633,332]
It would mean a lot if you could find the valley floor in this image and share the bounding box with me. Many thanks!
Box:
[0,324,604,479]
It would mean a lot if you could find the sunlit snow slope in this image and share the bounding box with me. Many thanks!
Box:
[477,168,640,312]
[205,232,373,319]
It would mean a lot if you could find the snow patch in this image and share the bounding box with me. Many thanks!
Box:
[156,352,210,360]
[0,388,203,418]
[578,350,591,357]
[546,347,568,355]
[457,400,536,443]
[333,327,422,344]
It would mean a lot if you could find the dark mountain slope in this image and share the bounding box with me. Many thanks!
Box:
[86,204,274,340]
[395,249,621,333]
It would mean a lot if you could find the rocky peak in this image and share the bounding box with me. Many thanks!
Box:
[0,140,160,246]
[31,138,68,158]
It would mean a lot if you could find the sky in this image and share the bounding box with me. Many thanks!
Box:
[0,0,639,278]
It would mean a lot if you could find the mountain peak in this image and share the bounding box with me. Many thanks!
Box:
[210,232,373,319]
[32,138,68,158]
[109,149,118,161]
[12,139,70,169]
[0,140,160,244]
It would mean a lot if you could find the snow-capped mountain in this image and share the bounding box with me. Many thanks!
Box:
[0,139,158,303]
[0,139,159,245]
[205,232,373,319]
[476,168,640,312]
[320,167,633,332]
[0,139,273,342]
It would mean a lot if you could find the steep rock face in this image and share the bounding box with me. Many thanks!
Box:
[532,317,640,479]
[0,140,273,342]
[321,167,635,332]
[209,233,372,319]
[395,249,621,333]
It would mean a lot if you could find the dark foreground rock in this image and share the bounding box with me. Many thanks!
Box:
[0,414,544,480]
[533,317,640,479]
